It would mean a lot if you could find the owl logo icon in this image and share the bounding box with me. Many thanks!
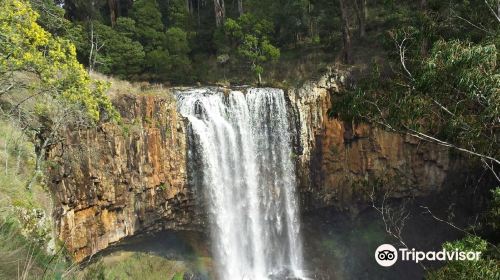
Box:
[375,244,398,267]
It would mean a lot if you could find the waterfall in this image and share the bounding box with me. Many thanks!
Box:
[177,87,305,280]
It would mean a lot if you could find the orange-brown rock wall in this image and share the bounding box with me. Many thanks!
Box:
[289,69,456,213]
[48,94,198,262]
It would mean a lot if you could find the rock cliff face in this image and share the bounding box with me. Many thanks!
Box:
[48,71,461,261]
[48,93,199,262]
[288,68,455,213]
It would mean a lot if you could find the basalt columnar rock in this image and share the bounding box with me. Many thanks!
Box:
[288,68,456,213]
[48,71,460,261]
[48,93,199,262]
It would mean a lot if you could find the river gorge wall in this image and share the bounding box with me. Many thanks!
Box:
[48,71,460,261]
[48,94,198,261]
[289,69,457,213]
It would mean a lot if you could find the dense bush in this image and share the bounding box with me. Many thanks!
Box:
[426,236,500,280]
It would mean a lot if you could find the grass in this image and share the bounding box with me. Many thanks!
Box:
[91,72,175,102]
[0,120,36,207]
[0,217,72,280]
[78,252,188,280]
[0,119,72,280]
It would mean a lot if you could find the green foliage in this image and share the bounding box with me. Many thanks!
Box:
[416,40,499,149]
[219,14,280,82]
[165,27,192,81]
[172,272,184,280]
[487,187,500,231]
[53,0,345,84]
[90,20,145,79]
[83,261,106,280]
[130,0,166,51]
[166,0,190,29]
[443,235,488,253]
[246,0,315,45]
[116,17,139,38]
[63,0,107,22]
[28,0,72,37]
[51,0,500,86]
[128,0,194,82]
[144,48,171,78]
[166,27,191,54]
[331,38,499,162]
[426,236,500,280]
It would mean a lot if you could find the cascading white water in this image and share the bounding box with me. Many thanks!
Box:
[178,87,305,280]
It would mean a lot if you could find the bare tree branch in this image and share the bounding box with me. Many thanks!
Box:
[454,14,495,35]
[405,128,500,167]
[484,0,500,22]
[420,205,500,253]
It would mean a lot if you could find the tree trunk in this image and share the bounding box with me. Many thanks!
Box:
[237,0,243,16]
[339,0,352,64]
[89,21,94,72]
[108,0,117,27]
[186,0,193,14]
[420,0,428,56]
[354,0,366,38]
[113,0,130,17]
[197,0,201,25]
[214,0,225,27]
[116,0,121,17]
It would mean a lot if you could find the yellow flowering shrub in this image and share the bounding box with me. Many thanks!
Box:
[0,0,118,122]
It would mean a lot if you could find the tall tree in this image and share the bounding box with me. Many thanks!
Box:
[419,0,428,56]
[87,20,145,78]
[185,0,193,14]
[354,0,366,38]
[0,0,118,121]
[63,0,106,21]
[166,0,190,28]
[219,14,280,83]
[129,0,169,81]
[108,0,117,26]
[130,0,165,51]
[338,0,352,63]
[213,0,225,26]
[237,0,243,16]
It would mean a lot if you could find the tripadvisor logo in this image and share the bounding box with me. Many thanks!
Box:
[374,244,482,267]
[375,244,398,267]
